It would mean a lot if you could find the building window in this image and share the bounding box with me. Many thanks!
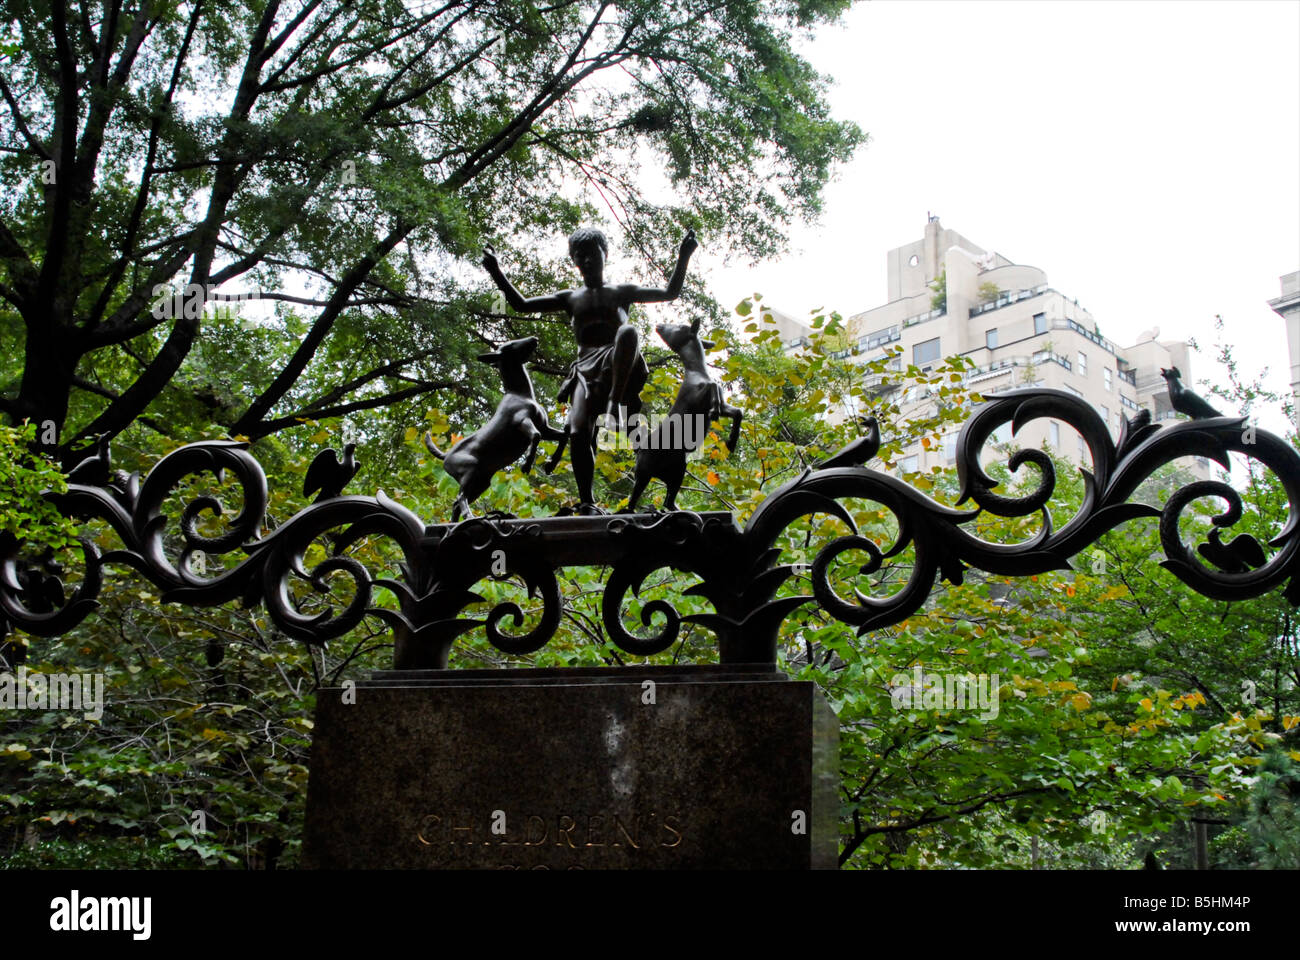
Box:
[1103,367,1112,391]
[1101,404,1110,425]
[1077,351,1088,375]
[1065,384,1084,399]
[943,433,957,461]
[1077,433,1086,456]
[985,328,998,350]
[1033,312,1048,335]
[913,337,940,366]
[1049,422,1060,447]
[901,454,919,474]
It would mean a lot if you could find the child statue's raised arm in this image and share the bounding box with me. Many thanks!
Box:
[618,230,697,304]
[482,245,568,314]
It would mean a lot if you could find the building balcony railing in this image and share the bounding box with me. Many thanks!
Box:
[968,285,1049,317]
[1032,350,1073,372]
[856,326,901,352]
[1119,394,1141,412]
[1050,318,1121,356]
[788,324,909,356]
[862,371,902,393]
[1118,368,1137,387]
[902,307,945,329]
[967,355,1030,384]
[964,352,1070,384]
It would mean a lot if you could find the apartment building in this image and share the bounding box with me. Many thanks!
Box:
[769,217,1209,477]
[1268,270,1300,429]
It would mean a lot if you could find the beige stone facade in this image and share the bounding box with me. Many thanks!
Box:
[1268,270,1300,429]
[773,218,1210,477]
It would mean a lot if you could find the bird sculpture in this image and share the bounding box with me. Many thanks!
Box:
[815,415,881,471]
[1197,528,1267,574]
[303,443,360,502]
[65,433,113,486]
[16,563,65,614]
[1113,406,1158,459]
[65,433,133,492]
[1160,367,1222,420]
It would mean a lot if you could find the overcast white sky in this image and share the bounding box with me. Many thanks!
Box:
[696,0,1300,431]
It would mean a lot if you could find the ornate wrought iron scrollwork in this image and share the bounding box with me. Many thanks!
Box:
[3,388,1299,667]
[736,388,1300,645]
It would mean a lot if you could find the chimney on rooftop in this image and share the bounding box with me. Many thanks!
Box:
[924,216,943,282]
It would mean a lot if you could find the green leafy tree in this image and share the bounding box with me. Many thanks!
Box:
[4,288,1297,869]
[0,421,76,553]
[929,268,946,312]
[0,0,863,464]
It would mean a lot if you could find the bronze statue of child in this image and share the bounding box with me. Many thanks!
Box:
[481,227,698,513]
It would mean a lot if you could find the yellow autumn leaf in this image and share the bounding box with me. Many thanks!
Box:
[403,427,417,443]
[1069,693,1092,711]
[706,471,720,486]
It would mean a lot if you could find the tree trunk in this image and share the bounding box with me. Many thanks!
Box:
[13,310,78,457]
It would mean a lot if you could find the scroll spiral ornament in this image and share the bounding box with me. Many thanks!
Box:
[3,386,1298,667]
[597,512,715,656]
[737,387,1300,645]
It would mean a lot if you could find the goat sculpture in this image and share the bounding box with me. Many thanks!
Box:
[625,319,743,511]
[424,336,567,521]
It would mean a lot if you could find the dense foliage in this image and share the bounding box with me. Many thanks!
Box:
[0,0,862,461]
[1,2,1296,871]
[2,300,1298,869]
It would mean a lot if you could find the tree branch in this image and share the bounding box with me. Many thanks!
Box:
[231,220,413,435]
[87,0,205,327]
[302,346,447,411]
[250,379,455,439]
[0,75,51,160]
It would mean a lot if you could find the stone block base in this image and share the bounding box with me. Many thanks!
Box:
[302,664,838,869]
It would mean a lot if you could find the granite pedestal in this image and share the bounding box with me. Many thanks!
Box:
[302,664,839,869]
